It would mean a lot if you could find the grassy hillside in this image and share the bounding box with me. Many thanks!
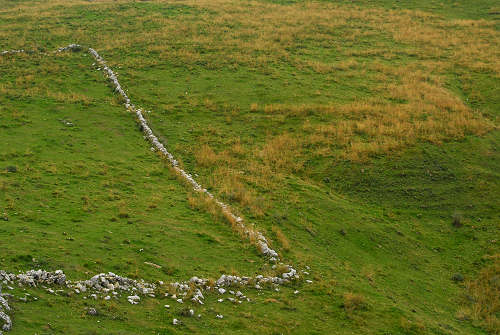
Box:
[1,0,499,334]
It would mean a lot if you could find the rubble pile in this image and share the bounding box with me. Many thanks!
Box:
[73,272,156,297]
[0,286,12,334]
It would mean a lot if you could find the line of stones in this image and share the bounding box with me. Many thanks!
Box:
[88,47,280,262]
[85,43,301,311]
[2,43,280,262]
[0,266,300,330]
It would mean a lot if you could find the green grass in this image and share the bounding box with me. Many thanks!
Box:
[0,53,265,281]
[0,0,499,334]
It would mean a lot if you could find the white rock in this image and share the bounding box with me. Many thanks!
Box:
[127,295,140,302]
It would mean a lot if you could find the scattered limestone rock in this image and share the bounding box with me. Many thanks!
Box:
[0,286,12,332]
[87,308,98,316]
[57,44,82,52]
[127,295,140,305]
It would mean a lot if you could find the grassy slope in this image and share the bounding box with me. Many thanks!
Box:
[0,0,499,334]
[0,53,278,334]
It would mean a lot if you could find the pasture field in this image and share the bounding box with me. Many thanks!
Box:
[0,0,499,334]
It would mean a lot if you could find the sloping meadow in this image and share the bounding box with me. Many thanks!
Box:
[0,0,499,334]
[0,52,266,282]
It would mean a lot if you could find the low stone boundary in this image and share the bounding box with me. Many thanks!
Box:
[0,267,302,330]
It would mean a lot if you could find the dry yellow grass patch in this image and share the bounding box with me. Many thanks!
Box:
[343,292,368,314]
[400,317,426,334]
[258,133,304,172]
[272,226,290,251]
[288,62,495,161]
[230,140,245,157]
[256,72,492,161]
[0,84,94,105]
[193,143,266,215]
[262,104,336,117]
[1,0,498,77]
[46,91,94,105]
[147,193,163,210]
[195,144,219,167]
[186,188,267,254]
[187,192,224,220]
[302,58,358,74]
[217,172,254,208]
[463,254,500,333]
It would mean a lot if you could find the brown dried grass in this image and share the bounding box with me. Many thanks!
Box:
[463,254,500,333]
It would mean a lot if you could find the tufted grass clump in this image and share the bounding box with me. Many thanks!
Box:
[342,292,368,314]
